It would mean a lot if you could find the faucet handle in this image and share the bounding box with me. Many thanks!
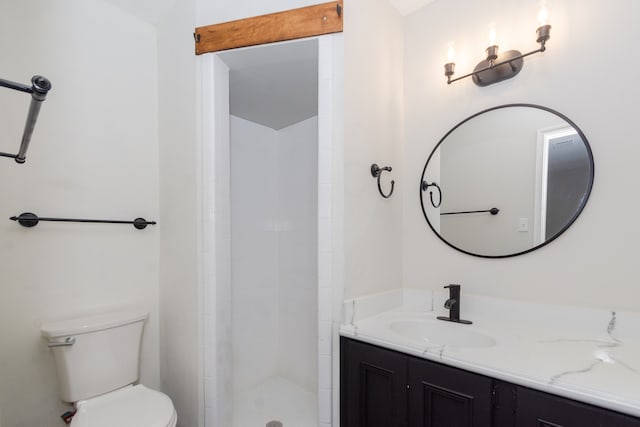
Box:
[444,284,460,289]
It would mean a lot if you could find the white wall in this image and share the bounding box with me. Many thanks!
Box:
[343,0,405,299]
[230,116,318,392]
[403,0,640,311]
[0,1,160,426]
[156,0,203,426]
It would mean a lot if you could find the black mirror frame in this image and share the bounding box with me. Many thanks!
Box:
[419,103,595,259]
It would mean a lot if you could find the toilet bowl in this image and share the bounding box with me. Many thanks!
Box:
[41,310,177,427]
[71,385,176,427]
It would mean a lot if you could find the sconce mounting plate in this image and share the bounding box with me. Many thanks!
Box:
[472,50,524,87]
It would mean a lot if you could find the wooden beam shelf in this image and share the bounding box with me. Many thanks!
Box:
[194,0,343,55]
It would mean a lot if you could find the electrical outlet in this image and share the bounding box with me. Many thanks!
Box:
[518,218,529,232]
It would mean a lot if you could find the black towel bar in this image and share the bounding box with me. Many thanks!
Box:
[10,212,156,230]
[441,208,500,216]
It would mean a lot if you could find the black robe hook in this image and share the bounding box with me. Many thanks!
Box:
[371,163,395,199]
[421,181,442,208]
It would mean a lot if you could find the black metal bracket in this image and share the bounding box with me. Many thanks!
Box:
[441,208,499,216]
[371,164,395,199]
[10,212,157,230]
[421,181,442,208]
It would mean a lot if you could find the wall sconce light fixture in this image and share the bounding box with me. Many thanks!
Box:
[445,4,551,87]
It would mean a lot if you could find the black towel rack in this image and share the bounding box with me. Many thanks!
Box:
[441,208,500,216]
[0,75,52,164]
[10,212,156,230]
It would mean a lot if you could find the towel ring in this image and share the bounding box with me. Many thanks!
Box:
[421,181,442,208]
[371,163,395,199]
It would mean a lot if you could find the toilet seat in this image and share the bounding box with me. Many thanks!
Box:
[71,384,177,427]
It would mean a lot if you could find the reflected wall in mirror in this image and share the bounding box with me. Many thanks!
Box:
[420,104,594,258]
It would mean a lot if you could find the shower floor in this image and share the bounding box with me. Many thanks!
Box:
[232,375,318,427]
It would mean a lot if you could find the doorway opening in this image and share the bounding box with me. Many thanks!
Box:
[200,35,343,427]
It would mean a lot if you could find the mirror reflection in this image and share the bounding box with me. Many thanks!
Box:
[420,104,594,258]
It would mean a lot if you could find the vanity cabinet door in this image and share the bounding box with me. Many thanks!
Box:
[407,357,493,427]
[341,337,409,427]
[515,386,640,427]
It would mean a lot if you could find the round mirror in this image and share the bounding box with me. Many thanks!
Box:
[420,104,594,258]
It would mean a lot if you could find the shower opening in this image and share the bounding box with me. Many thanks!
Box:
[205,38,325,427]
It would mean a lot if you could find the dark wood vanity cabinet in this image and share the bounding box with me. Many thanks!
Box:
[341,337,491,427]
[514,386,640,427]
[341,337,408,426]
[341,337,640,427]
[407,357,492,426]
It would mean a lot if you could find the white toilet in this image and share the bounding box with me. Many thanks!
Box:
[41,310,177,427]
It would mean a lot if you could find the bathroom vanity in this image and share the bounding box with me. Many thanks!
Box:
[339,290,640,427]
[341,337,640,427]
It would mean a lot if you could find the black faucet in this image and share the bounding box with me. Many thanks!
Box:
[437,284,472,324]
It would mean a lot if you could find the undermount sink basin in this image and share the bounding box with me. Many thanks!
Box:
[387,318,496,348]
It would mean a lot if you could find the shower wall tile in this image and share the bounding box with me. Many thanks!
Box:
[230,116,280,392]
[318,320,332,356]
[203,54,230,427]
[326,33,345,427]
[318,39,333,81]
[279,231,316,274]
[203,314,215,347]
[318,218,332,253]
[203,258,215,316]
[277,117,319,391]
[318,287,332,323]
[319,388,332,424]
[318,183,332,220]
[203,344,215,379]
[318,355,332,390]
[318,33,342,427]
[318,253,331,290]
[205,409,215,427]
[318,148,333,185]
[278,118,318,214]
[204,377,216,409]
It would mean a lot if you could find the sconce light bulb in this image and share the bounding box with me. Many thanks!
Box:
[538,3,549,26]
[447,43,456,62]
[488,24,497,47]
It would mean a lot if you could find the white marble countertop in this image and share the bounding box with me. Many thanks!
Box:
[339,289,640,418]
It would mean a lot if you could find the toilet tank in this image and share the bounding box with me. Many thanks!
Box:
[41,310,149,403]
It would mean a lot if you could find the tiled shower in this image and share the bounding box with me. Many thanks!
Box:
[230,115,318,426]
[201,35,343,427]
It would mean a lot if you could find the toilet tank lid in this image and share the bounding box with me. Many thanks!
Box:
[41,310,149,338]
